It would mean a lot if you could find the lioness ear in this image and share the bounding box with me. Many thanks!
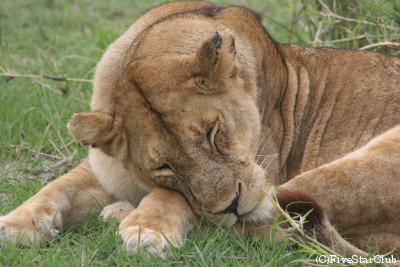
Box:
[67,111,122,146]
[196,30,236,82]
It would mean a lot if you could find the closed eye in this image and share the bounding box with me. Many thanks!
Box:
[206,128,213,146]
[207,121,219,149]
[155,164,172,171]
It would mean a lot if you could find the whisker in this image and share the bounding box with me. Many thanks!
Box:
[251,129,271,161]
[259,153,279,171]
[253,130,275,166]
[257,133,274,157]
[252,130,270,161]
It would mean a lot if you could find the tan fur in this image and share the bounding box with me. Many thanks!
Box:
[1,1,400,256]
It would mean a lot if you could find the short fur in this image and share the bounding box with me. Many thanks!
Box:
[1,1,400,256]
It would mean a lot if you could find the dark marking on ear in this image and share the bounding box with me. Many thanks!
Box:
[214,31,222,50]
[213,31,222,65]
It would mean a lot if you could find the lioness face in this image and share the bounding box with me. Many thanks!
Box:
[70,17,272,225]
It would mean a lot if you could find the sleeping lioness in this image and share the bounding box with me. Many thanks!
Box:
[1,1,400,257]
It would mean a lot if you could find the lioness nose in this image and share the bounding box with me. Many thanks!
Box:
[221,183,241,215]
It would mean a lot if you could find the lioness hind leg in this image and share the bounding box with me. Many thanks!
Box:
[281,126,400,253]
[348,232,400,254]
[0,160,115,245]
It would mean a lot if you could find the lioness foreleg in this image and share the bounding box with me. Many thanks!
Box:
[118,187,196,254]
[0,160,115,244]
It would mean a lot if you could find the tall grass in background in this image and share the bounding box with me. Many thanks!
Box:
[258,0,399,55]
[0,0,399,265]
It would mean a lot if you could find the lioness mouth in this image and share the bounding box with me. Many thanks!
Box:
[215,196,267,228]
[220,183,241,216]
[220,195,239,215]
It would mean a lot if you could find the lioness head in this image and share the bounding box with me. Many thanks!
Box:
[68,14,277,225]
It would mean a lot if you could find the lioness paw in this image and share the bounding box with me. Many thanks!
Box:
[100,201,135,223]
[0,212,61,245]
[119,225,179,255]
[118,207,183,255]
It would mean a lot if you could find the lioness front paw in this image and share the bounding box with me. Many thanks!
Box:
[119,210,181,254]
[120,225,178,254]
[100,201,135,223]
[0,210,61,245]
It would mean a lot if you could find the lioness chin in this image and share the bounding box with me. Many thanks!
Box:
[1,0,400,258]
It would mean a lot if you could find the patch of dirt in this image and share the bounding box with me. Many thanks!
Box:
[1,155,77,184]
[1,155,80,207]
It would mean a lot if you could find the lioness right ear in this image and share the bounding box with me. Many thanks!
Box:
[196,30,236,82]
[67,111,122,146]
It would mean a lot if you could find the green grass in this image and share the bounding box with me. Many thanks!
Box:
[0,0,399,265]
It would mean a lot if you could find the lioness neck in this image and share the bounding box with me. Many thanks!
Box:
[276,44,400,181]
